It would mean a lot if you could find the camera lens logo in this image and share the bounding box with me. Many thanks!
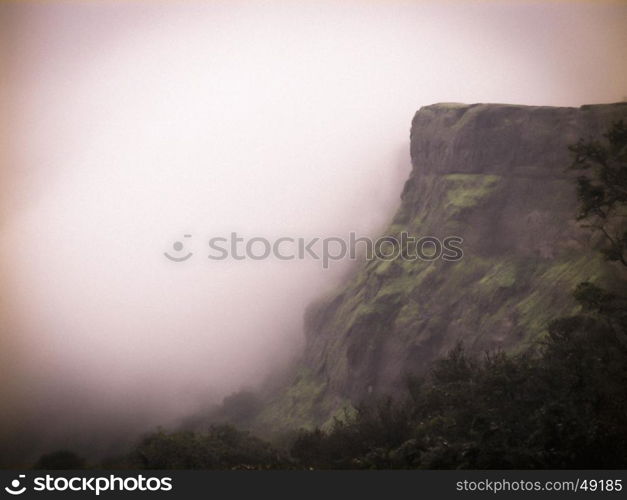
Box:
[4,475,26,496]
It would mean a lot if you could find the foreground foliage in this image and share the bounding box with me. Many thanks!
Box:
[291,286,627,468]
[129,425,284,470]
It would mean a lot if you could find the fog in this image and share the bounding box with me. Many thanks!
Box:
[1,0,626,463]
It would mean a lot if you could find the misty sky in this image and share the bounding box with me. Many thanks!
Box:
[1,0,626,461]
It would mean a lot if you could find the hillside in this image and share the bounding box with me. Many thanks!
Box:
[257,102,627,431]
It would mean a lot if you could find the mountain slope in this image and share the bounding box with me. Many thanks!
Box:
[259,102,627,431]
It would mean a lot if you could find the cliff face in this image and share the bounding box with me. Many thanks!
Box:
[260,102,627,429]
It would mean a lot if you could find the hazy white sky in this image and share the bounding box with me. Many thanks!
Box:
[1,0,626,460]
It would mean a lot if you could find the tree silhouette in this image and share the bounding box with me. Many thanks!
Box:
[569,120,627,266]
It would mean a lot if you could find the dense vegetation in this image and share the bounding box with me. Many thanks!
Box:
[128,425,283,470]
[34,122,627,470]
[291,299,627,468]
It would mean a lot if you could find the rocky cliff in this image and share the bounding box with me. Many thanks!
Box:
[259,102,627,430]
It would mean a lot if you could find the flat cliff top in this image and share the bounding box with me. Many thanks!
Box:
[410,101,627,177]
